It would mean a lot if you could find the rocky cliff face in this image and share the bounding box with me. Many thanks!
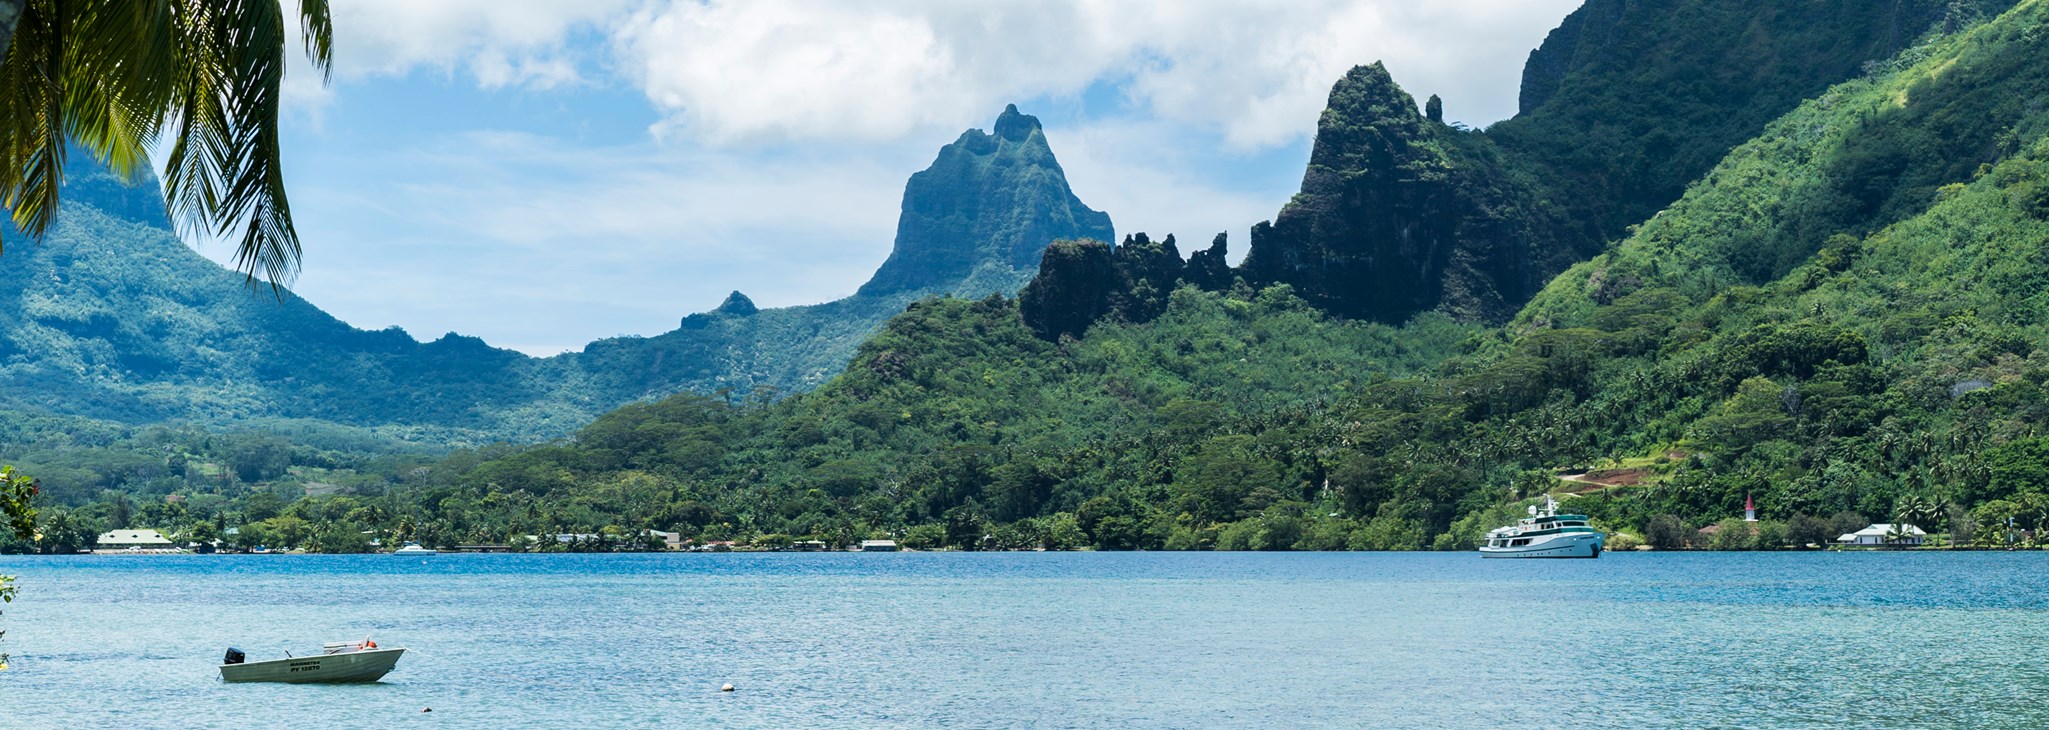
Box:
[1230,0,2012,326]
[1019,239,1116,341]
[1513,0,1623,117]
[1495,0,2013,243]
[1019,232,1202,341]
[858,105,1114,297]
[1237,64,1563,324]
[1181,233,1233,292]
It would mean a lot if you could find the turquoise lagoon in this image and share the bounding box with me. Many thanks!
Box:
[2,552,2045,728]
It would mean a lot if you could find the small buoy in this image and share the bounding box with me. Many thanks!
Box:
[721,683,735,692]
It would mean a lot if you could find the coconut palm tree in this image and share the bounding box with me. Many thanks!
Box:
[1895,494,1939,538]
[1884,521,1916,547]
[0,0,332,286]
[1917,497,1947,545]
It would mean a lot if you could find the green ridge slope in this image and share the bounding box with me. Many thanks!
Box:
[22,2,2049,553]
[368,2,2049,551]
[1238,0,2011,326]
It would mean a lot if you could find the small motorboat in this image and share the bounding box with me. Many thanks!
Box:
[220,640,406,683]
[392,542,437,555]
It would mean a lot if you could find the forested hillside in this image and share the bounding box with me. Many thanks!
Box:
[288,0,2049,552]
[1241,0,2013,325]
[17,0,2049,554]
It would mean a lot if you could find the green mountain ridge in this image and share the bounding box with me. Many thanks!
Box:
[1238,0,2013,326]
[0,107,1109,446]
[19,0,2049,555]
[335,0,2049,551]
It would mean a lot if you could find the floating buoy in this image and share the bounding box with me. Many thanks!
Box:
[721,683,735,692]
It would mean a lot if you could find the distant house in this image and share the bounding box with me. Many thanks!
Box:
[1837,524,1926,546]
[97,529,172,550]
[792,540,828,552]
[859,539,899,552]
[645,529,683,550]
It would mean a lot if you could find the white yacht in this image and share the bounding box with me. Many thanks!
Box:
[1480,497,1603,558]
[392,542,437,555]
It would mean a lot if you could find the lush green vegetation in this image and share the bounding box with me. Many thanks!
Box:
[1236,0,2003,327]
[1493,0,2016,243]
[1511,1,2049,546]
[3,284,1477,552]
[316,1,2049,553]
[13,2,2049,554]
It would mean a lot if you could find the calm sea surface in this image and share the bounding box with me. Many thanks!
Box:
[1,551,2045,728]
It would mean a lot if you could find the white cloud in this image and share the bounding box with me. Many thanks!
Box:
[305,0,1581,143]
[281,0,634,124]
[612,0,1583,147]
[611,1,1107,143]
[324,0,639,87]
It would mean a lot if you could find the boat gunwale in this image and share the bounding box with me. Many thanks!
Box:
[218,646,407,683]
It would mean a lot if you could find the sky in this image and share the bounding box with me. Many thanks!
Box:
[228,0,1585,355]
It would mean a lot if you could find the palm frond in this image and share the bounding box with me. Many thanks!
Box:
[0,0,329,289]
[61,0,172,178]
[298,0,331,81]
[161,0,306,290]
[0,0,64,249]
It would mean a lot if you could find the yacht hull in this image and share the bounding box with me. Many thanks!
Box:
[220,648,406,683]
[1479,532,1603,559]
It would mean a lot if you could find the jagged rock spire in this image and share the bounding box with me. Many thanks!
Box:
[856,105,1113,297]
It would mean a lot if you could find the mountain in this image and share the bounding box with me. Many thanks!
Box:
[1494,0,2012,241]
[1238,0,2016,326]
[1236,63,1570,323]
[859,104,1113,296]
[346,0,2049,553]
[0,106,1109,445]
[21,0,2049,556]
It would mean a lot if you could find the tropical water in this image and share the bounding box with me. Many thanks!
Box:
[2,552,2046,729]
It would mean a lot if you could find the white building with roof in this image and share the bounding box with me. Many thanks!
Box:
[1837,523,1926,546]
[96,529,173,550]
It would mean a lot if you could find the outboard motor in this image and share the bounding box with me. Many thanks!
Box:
[223,647,245,665]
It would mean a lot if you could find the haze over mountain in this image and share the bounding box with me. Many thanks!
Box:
[0,107,1108,444]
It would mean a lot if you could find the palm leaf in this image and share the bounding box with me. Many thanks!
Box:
[1,0,332,289]
[298,0,331,80]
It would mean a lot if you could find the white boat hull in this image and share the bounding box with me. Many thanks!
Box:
[220,648,406,683]
[1479,531,1603,559]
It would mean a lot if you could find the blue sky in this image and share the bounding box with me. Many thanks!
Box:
[230,0,1582,354]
